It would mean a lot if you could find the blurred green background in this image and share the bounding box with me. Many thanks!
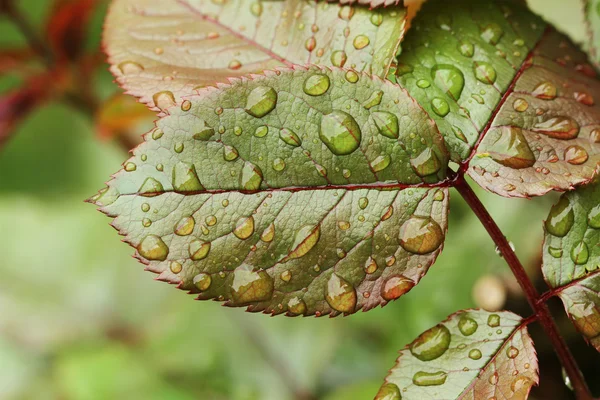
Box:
[0,1,597,399]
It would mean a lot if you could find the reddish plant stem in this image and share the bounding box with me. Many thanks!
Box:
[455,176,592,400]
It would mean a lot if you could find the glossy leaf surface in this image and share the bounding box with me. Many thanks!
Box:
[585,0,600,68]
[91,66,450,316]
[543,179,600,350]
[377,310,538,400]
[104,0,407,111]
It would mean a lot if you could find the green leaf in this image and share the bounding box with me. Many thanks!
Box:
[542,179,600,350]
[104,0,407,112]
[393,0,600,197]
[90,66,450,316]
[376,309,538,400]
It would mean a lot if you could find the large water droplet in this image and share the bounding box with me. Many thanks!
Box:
[370,155,391,172]
[153,91,176,110]
[139,177,164,196]
[481,23,504,45]
[381,276,415,301]
[189,239,211,260]
[473,62,497,84]
[303,74,330,96]
[532,117,580,140]
[193,273,212,291]
[173,162,204,192]
[374,383,401,400]
[279,128,302,147]
[411,148,441,177]
[245,86,277,118]
[240,162,263,191]
[431,64,465,100]
[486,127,536,169]
[233,216,255,240]
[413,371,448,387]
[564,145,589,165]
[533,82,557,100]
[399,216,444,254]
[174,216,195,236]
[138,235,169,260]
[363,90,384,110]
[372,112,399,139]
[283,225,320,261]
[545,197,574,237]
[320,110,362,155]
[410,324,451,361]
[330,50,347,67]
[231,265,274,304]
[325,273,357,313]
[458,315,478,336]
[570,241,589,265]
[287,297,306,315]
[588,204,600,228]
[431,98,449,117]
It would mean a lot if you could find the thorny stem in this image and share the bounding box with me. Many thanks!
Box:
[0,0,54,67]
[454,175,593,400]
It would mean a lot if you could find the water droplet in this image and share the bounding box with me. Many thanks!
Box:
[193,273,212,291]
[153,91,176,110]
[272,158,286,171]
[399,216,443,254]
[192,121,215,141]
[487,314,501,327]
[279,128,302,147]
[381,205,393,221]
[431,98,449,117]
[345,70,359,83]
[565,145,588,165]
[431,64,465,100]
[260,223,275,242]
[513,98,529,112]
[305,37,316,52]
[374,383,401,400]
[337,221,351,231]
[189,239,211,260]
[173,162,204,192]
[245,86,277,118]
[570,241,589,265]
[410,324,451,361]
[181,100,192,112]
[511,376,533,393]
[303,74,330,96]
[487,127,536,169]
[283,225,320,261]
[411,148,441,177]
[342,169,351,178]
[139,177,164,196]
[574,92,594,106]
[458,316,478,336]
[473,62,497,85]
[228,59,242,70]
[507,346,519,359]
[223,145,239,161]
[370,155,391,172]
[590,128,600,143]
[363,90,383,110]
[353,35,370,49]
[413,371,447,387]
[382,276,415,300]
[359,197,369,209]
[546,197,574,237]
[417,79,431,88]
[562,367,574,391]
[434,190,445,201]
[364,257,378,274]
[252,125,268,138]
[548,246,563,258]
[174,216,195,236]
[118,61,144,75]
[458,41,474,57]
[533,117,580,140]
[370,13,383,26]
[240,162,263,191]
[280,270,292,282]
[233,216,255,240]
[325,273,357,313]
[533,82,557,100]
[231,265,274,304]
[151,129,164,140]
[481,23,504,44]
[372,112,399,139]
[287,297,306,315]
[489,372,499,385]
[469,349,482,360]
[588,204,600,228]
[250,1,262,16]
[320,110,362,155]
[330,50,347,67]
[395,63,413,77]
[168,261,182,274]
[138,235,169,260]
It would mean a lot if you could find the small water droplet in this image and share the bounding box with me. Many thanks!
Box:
[370,155,391,172]
[546,197,574,237]
[487,314,501,327]
[513,98,529,112]
[345,70,359,83]
[279,128,302,147]
[570,241,589,265]
[118,61,144,75]
[359,197,369,209]
[533,117,580,140]
[431,98,450,117]
[280,270,292,282]
[233,216,255,240]
[411,148,441,177]
[330,50,347,67]
[173,162,204,192]
[413,371,448,387]
[353,34,370,50]
[533,82,557,100]
[363,90,384,110]
[174,216,195,236]
[564,145,588,165]
[370,13,383,26]
[417,79,431,88]
[193,273,212,291]
[272,158,286,171]
[474,62,497,84]
[153,91,176,110]
[548,246,563,258]
[481,23,504,44]
[245,86,277,118]
[189,239,211,260]
[283,225,320,261]
[381,276,415,300]
[231,265,274,304]
[303,74,330,96]
[458,41,474,57]
[320,110,362,155]
[458,315,478,336]
[469,349,482,360]
[287,297,306,315]
[240,162,263,191]
[124,162,136,172]
[511,376,533,393]
[431,64,465,100]
[139,177,164,196]
[399,216,444,254]
[506,346,519,359]
[410,324,451,361]
[325,273,357,313]
[372,111,399,139]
